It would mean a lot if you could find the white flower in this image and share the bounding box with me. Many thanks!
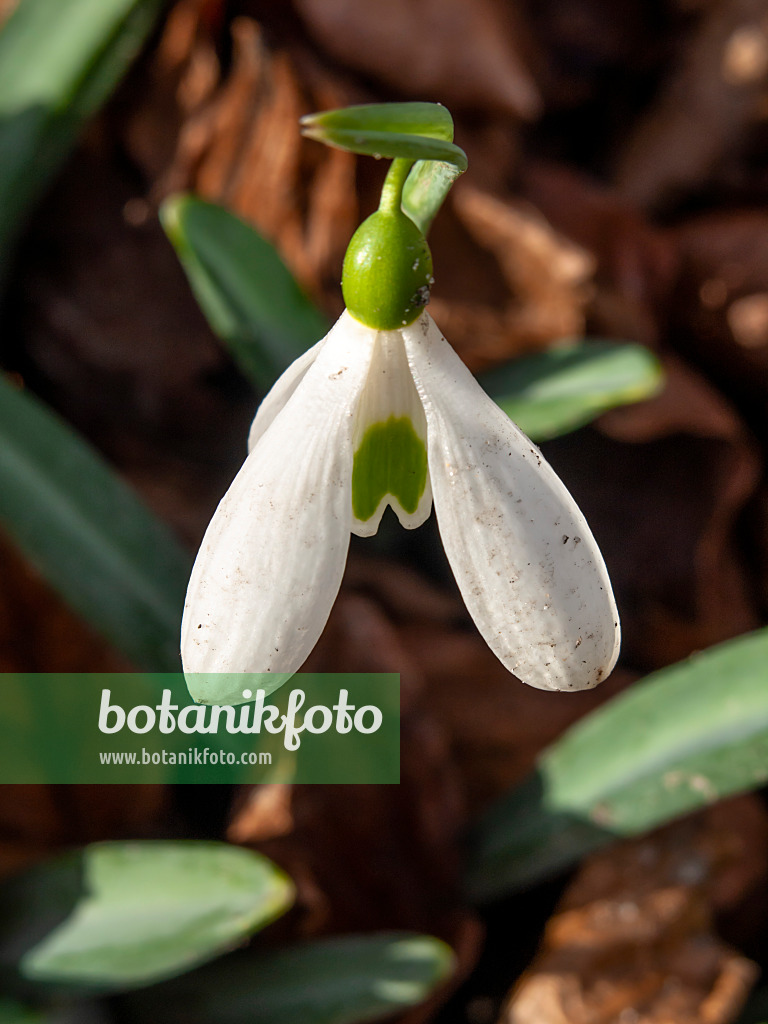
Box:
[181,310,620,700]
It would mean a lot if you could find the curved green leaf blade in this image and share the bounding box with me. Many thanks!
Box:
[161,194,328,391]
[134,932,455,1024]
[300,102,455,142]
[0,374,190,671]
[468,628,768,901]
[0,0,164,281]
[479,340,664,442]
[19,842,294,989]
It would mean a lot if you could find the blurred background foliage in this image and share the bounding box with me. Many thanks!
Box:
[1,0,768,1022]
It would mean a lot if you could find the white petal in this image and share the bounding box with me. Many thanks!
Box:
[350,326,433,537]
[182,312,376,701]
[404,313,620,691]
[248,336,326,453]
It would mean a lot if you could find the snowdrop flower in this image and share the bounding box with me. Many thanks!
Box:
[181,165,620,704]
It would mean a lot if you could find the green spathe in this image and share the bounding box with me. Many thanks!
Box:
[342,209,432,330]
[352,416,428,522]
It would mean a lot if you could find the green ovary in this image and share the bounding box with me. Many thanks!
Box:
[352,416,428,522]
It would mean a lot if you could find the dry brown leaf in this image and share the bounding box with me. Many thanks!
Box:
[501,797,767,1024]
[430,183,595,366]
[122,0,224,181]
[228,784,294,844]
[520,161,679,347]
[122,2,358,304]
[612,0,768,210]
[127,7,358,305]
[293,0,541,118]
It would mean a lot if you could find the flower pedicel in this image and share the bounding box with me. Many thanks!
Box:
[181,106,620,705]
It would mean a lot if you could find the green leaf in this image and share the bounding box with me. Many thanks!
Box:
[133,932,455,1023]
[16,842,294,989]
[300,101,456,143]
[479,340,664,442]
[0,373,190,671]
[468,628,768,901]
[402,159,464,235]
[301,101,465,169]
[161,194,329,391]
[0,0,164,282]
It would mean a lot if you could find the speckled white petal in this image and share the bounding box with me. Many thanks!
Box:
[403,313,620,691]
[182,313,376,697]
[247,335,326,453]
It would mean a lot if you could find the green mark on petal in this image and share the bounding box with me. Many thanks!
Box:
[352,417,428,522]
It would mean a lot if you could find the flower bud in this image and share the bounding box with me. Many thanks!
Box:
[342,208,433,329]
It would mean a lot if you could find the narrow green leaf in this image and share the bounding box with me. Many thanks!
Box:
[133,932,455,1024]
[402,159,464,235]
[0,374,190,671]
[16,842,294,989]
[479,341,664,442]
[161,194,328,391]
[300,102,456,142]
[468,628,768,901]
[0,0,164,281]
